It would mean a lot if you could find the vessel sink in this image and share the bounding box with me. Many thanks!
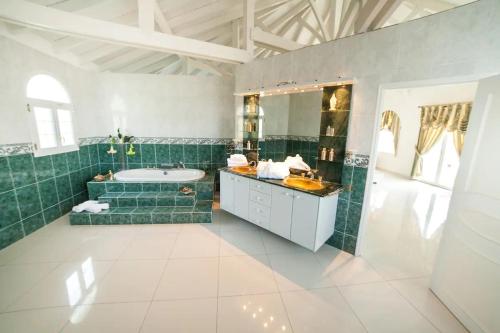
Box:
[230,166,257,175]
[283,177,326,191]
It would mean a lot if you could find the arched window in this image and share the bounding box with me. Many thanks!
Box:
[27,74,76,155]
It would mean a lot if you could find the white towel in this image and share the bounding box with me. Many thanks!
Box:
[284,154,311,171]
[227,154,248,167]
[72,200,110,213]
[257,160,290,179]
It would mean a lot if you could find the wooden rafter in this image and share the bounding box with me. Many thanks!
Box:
[0,0,251,64]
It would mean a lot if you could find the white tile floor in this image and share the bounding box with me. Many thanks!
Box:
[0,206,466,332]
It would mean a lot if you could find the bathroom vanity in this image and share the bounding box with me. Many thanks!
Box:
[220,169,341,252]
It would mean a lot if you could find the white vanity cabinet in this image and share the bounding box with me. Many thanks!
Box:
[269,187,294,239]
[220,170,338,252]
[220,171,250,219]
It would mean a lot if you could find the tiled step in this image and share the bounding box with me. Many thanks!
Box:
[69,201,213,225]
[97,191,196,208]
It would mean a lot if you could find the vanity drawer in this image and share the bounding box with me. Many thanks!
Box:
[249,202,270,228]
[249,201,270,219]
[249,180,272,195]
[250,190,271,207]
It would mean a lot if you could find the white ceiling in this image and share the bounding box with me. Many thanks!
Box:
[0,0,477,76]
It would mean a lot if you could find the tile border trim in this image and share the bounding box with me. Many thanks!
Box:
[344,151,370,168]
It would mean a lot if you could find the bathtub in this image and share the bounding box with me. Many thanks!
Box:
[114,168,205,182]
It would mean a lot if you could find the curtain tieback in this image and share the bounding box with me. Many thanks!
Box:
[415,147,423,157]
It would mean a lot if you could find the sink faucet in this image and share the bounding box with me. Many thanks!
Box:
[178,161,186,169]
[308,169,318,180]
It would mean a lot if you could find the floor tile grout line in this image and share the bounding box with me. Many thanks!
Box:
[386,279,446,333]
[336,285,370,333]
[265,251,296,333]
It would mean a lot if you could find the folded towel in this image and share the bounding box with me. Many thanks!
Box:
[229,154,247,162]
[284,154,311,171]
[72,200,110,214]
[227,154,248,167]
[257,160,290,179]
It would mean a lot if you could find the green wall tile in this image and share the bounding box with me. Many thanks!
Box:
[70,213,90,225]
[192,213,211,223]
[88,144,99,165]
[327,231,344,249]
[79,145,91,168]
[0,223,24,250]
[90,213,111,225]
[106,182,124,192]
[88,182,106,199]
[0,157,13,193]
[98,144,113,163]
[131,212,152,224]
[60,198,73,215]
[351,167,367,204]
[345,202,362,237]
[8,154,36,187]
[172,212,192,223]
[38,179,58,209]
[152,213,171,224]
[51,154,69,175]
[69,171,84,195]
[33,156,54,182]
[124,183,142,192]
[334,198,348,232]
[0,190,21,228]
[170,145,183,163]
[342,235,357,254]
[143,183,160,192]
[22,213,45,235]
[66,151,80,170]
[184,145,198,163]
[55,175,72,201]
[16,184,42,219]
[43,205,61,223]
[156,144,170,164]
[141,144,156,164]
[111,213,131,224]
[198,145,211,164]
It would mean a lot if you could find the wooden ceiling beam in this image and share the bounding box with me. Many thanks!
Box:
[0,0,252,63]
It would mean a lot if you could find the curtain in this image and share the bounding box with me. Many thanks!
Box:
[380,110,401,155]
[411,103,472,178]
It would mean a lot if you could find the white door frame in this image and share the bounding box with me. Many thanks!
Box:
[356,74,486,256]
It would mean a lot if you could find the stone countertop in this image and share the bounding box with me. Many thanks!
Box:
[220,168,343,197]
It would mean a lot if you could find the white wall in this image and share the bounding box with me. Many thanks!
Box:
[376,82,478,177]
[234,0,500,155]
[94,73,235,138]
[0,36,236,145]
[0,35,99,144]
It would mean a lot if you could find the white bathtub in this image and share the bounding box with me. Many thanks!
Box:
[114,168,205,182]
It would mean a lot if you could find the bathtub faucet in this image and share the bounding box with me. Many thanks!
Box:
[177,161,186,169]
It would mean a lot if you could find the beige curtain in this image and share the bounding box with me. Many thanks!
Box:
[380,110,401,155]
[411,103,472,178]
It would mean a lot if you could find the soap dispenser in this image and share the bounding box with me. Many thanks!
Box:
[320,147,327,160]
[328,148,335,161]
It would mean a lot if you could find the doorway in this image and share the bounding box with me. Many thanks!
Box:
[361,82,478,280]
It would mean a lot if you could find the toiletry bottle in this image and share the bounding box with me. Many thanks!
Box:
[330,126,335,136]
[328,148,335,161]
[247,141,251,150]
[326,125,331,136]
[320,148,327,161]
[108,170,114,181]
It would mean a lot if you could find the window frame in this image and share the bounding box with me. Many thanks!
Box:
[26,73,78,157]
[27,97,78,157]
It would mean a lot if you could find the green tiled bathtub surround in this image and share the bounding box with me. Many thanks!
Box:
[327,159,369,255]
[95,142,230,173]
[69,203,213,226]
[0,145,99,250]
